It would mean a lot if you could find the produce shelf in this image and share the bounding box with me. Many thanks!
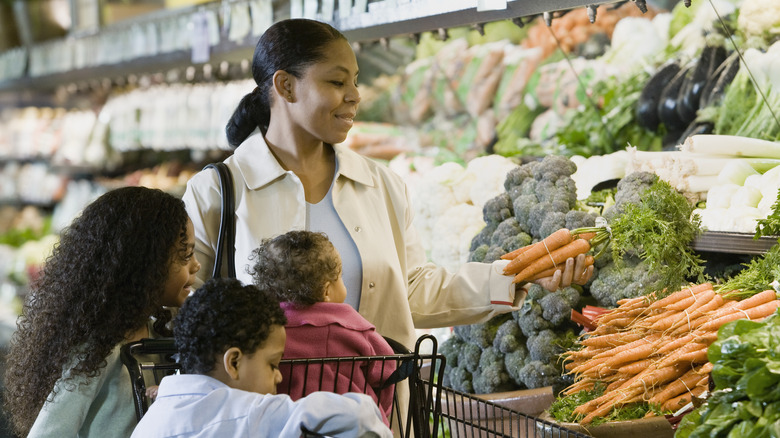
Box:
[691,231,778,255]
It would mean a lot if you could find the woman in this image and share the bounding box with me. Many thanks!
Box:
[3,187,201,437]
[182,18,591,349]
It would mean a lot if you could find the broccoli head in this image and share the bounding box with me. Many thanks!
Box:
[458,342,483,373]
[491,217,523,247]
[472,347,516,394]
[504,345,530,388]
[483,192,514,225]
[460,314,512,349]
[483,245,507,263]
[603,171,658,222]
[469,244,489,263]
[469,222,498,252]
[538,211,567,240]
[527,329,575,363]
[525,283,550,302]
[539,289,579,327]
[532,155,577,182]
[589,255,661,308]
[493,318,526,354]
[504,161,538,192]
[512,195,537,233]
[445,366,474,393]
[558,286,582,308]
[516,360,562,390]
[502,232,532,253]
[439,335,465,369]
[516,300,553,337]
[565,210,597,231]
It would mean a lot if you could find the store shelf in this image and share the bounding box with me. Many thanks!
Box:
[0,0,627,94]
[692,231,778,255]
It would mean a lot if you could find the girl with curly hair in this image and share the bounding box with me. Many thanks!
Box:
[3,186,201,438]
[250,230,395,425]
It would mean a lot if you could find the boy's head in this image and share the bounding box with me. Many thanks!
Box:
[174,277,287,394]
[250,230,346,306]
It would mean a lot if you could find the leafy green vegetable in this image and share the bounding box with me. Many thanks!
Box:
[607,179,706,294]
[493,102,545,158]
[716,244,780,299]
[554,72,665,158]
[755,188,780,239]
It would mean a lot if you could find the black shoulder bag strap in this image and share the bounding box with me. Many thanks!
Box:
[202,162,236,279]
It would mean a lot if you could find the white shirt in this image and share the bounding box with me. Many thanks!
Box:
[130,374,392,438]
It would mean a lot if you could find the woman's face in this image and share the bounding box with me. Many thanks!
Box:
[161,219,201,307]
[289,39,361,145]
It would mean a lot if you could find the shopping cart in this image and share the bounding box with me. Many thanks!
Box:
[122,335,592,438]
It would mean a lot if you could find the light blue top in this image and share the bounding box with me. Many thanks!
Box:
[28,343,136,438]
[130,374,392,438]
[307,158,363,310]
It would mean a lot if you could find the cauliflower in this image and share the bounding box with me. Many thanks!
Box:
[430,203,485,272]
[570,150,629,200]
[738,0,780,39]
[465,155,520,207]
[411,162,466,253]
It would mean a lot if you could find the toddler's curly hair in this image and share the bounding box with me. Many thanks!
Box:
[174,277,287,375]
[249,230,341,306]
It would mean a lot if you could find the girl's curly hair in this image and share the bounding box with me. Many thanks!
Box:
[249,231,340,306]
[174,277,286,375]
[3,187,189,437]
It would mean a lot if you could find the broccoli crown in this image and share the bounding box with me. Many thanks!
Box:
[439,335,465,369]
[516,301,553,338]
[459,314,513,349]
[527,329,567,363]
[558,286,582,308]
[445,366,474,393]
[512,195,537,233]
[459,342,483,373]
[504,346,530,388]
[493,318,526,354]
[502,232,532,253]
[483,246,506,263]
[491,217,523,247]
[539,290,577,327]
[504,162,537,192]
[483,192,514,225]
[604,171,658,222]
[472,347,515,394]
[525,283,550,302]
[589,255,661,308]
[469,244,489,262]
[532,155,577,183]
[538,211,567,240]
[516,360,562,390]
[469,222,498,252]
[565,210,597,231]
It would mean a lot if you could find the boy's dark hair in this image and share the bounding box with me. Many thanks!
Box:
[174,278,287,375]
[249,230,340,306]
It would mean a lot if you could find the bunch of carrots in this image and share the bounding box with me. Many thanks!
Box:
[560,283,780,424]
[501,227,608,283]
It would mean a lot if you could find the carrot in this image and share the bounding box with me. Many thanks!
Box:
[666,291,723,333]
[511,238,591,283]
[656,332,698,355]
[650,289,716,331]
[660,385,706,412]
[655,344,708,369]
[617,358,655,376]
[528,265,564,281]
[699,300,780,332]
[731,289,778,311]
[503,228,572,275]
[625,363,689,392]
[598,307,649,325]
[693,332,718,345]
[500,243,532,261]
[647,283,713,310]
[648,368,705,405]
[617,295,651,307]
[580,331,643,349]
[666,285,715,311]
[602,343,656,370]
[592,334,659,360]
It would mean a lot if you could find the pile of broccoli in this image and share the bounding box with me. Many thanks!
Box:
[440,284,580,394]
[469,155,597,263]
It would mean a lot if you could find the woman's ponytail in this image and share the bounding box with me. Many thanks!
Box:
[225,86,270,148]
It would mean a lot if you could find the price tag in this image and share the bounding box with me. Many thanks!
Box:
[290,0,303,18]
[250,0,272,36]
[338,0,351,18]
[321,0,335,21]
[477,0,507,11]
[190,11,210,64]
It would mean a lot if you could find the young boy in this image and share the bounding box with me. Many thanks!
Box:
[131,278,392,438]
[249,231,396,423]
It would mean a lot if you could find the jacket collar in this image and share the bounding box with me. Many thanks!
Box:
[234,132,375,190]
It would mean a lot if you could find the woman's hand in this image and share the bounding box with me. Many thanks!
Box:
[533,253,594,292]
[146,385,159,401]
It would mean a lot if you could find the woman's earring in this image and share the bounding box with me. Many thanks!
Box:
[287,93,294,101]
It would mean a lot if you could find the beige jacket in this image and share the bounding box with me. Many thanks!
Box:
[182,132,521,348]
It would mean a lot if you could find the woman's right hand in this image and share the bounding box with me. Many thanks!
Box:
[533,253,594,292]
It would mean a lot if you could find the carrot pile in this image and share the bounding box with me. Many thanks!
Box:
[561,283,780,424]
[501,227,602,283]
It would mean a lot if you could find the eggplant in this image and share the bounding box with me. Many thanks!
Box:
[677,120,714,145]
[680,45,726,118]
[658,65,692,132]
[636,62,681,131]
[676,65,698,125]
[700,53,740,108]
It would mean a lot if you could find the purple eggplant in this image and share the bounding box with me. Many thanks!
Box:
[699,53,740,108]
[636,62,681,131]
[658,65,692,132]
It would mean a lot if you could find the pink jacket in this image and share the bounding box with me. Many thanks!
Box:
[278,302,396,423]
